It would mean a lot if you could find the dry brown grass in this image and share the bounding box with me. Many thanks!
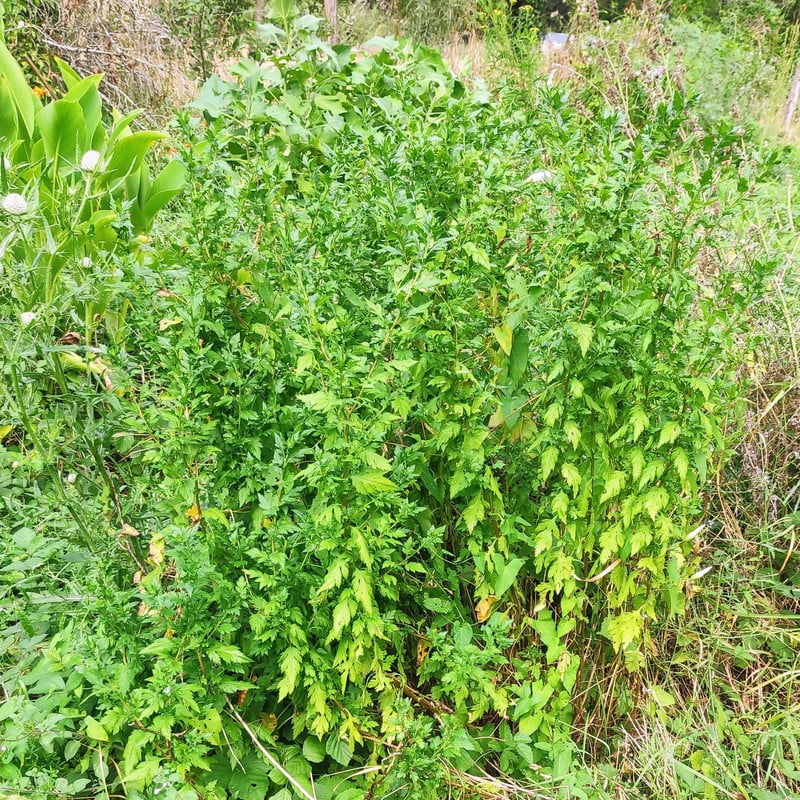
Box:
[37,0,196,121]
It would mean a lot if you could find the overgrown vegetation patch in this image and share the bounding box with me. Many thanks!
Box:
[1,3,798,800]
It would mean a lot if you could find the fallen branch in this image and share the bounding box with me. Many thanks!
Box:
[226,702,317,800]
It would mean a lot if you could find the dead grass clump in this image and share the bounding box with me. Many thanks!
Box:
[41,0,196,121]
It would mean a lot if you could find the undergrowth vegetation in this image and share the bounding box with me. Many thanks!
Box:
[1,1,799,799]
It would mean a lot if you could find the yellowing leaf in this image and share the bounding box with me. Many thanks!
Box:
[493,322,513,356]
[475,595,497,622]
[0,424,13,441]
[148,534,165,566]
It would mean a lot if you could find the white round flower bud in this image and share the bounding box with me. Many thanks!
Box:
[524,169,553,185]
[81,257,93,268]
[2,157,11,170]
[1,193,29,215]
[79,150,103,172]
[20,311,37,326]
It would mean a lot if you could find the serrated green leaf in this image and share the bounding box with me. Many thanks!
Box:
[462,493,485,532]
[277,647,302,700]
[303,736,326,763]
[606,611,642,652]
[599,471,627,504]
[325,735,352,766]
[561,463,582,496]
[630,406,649,442]
[541,446,559,481]
[207,643,250,665]
[658,421,682,447]
[351,471,399,494]
[568,321,594,356]
[650,685,675,707]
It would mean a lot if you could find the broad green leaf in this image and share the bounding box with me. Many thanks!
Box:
[54,56,82,90]
[352,570,374,614]
[325,735,352,766]
[351,471,399,494]
[37,99,85,169]
[606,611,642,652]
[650,685,676,707]
[302,736,326,763]
[508,327,529,381]
[134,159,187,231]
[564,421,581,449]
[102,130,165,188]
[362,450,392,471]
[84,716,108,742]
[673,449,689,481]
[643,487,669,520]
[207,643,250,665]
[299,391,339,412]
[0,76,19,149]
[0,41,39,137]
[463,241,492,268]
[495,557,525,597]
[63,74,103,148]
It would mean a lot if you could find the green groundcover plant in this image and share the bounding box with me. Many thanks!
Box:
[0,4,780,798]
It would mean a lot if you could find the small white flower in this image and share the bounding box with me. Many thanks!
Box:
[524,169,553,185]
[67,473,77,484]
[2,157,11,170]
[81,256,93,268]
[20,311,37,326]
[1,193,29,215]
[79,150,103,172]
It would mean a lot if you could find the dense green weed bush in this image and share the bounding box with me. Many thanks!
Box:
[0,5,780,798]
